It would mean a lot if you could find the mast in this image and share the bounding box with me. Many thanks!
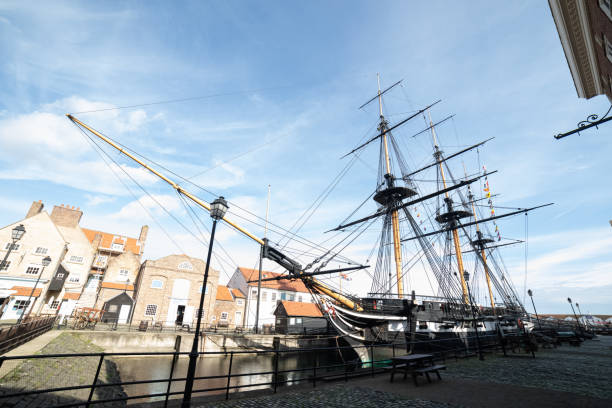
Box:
[67,114,363,312]
[377,74,404,298]
[467,188,496,312]
[428,111,469,304]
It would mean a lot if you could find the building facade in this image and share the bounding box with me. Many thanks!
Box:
[131,254,219,327]
[80,226,147,312]
[273,300,328,334]
[0,201,95,321]
[227,267,314,330]
[210,285,246,328]
[550,0,612,101]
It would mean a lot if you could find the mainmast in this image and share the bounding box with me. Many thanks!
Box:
[428,112,469,304]
[377,74,404,298]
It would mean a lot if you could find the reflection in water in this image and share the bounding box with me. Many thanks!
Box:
[114,348,352,403]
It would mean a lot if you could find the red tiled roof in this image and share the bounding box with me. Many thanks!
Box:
[82,228,142,255]
[216,285,233,301]
[279,301,323,317]
[10,286,42,297]
[231,288,245,298]
[100,282,134,290]
[238,267,310,293]
[63,292,81,300]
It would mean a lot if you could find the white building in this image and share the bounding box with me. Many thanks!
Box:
[0,201,94,321]
[227,267,314,330]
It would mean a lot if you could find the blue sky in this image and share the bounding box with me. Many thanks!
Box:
[0,1,611,314]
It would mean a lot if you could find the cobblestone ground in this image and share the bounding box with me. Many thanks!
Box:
[0,332,127,407]
[195,384,462,408]
[444,335,612,400]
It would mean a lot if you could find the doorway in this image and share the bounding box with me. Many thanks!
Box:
[175,305,185,325]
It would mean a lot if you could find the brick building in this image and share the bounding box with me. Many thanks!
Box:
[227,267,314,330]
[131,254,219,327]
[210,285,246,328]
[550,0,612,101]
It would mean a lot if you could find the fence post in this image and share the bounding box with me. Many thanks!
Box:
[392,343,396,358]
[273,350,279,393]
[87,354,105,407]
[225,352,234,400]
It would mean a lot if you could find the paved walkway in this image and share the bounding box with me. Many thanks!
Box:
[0,330,61,378]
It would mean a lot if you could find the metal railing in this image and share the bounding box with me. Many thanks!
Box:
[0,315,57,354]
[0,333,504,408]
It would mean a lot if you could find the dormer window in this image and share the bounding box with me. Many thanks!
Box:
[178,261,193,270]
[111,243,124,251]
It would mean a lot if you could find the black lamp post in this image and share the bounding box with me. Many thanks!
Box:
[463,270,484,361]
[1,224,26,271]
[567,297,581,332]
[182,196,228,408]
[527,289,541,330]
[19,256,51,324]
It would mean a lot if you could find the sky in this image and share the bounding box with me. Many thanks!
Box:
[0,1,611,314]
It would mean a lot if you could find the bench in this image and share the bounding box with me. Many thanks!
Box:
[412,364,446,386]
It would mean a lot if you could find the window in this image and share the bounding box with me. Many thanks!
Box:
[251,289,258,296]
[220,312,229,321]
[262,292,267,302]
[296,318,302,324]
[0,260,10,271]
[237,299,244,306]
[289,294,295,301]
[276,318,282,325]
[289,317,295,325]
[111,243,124,251]
[35,247,48,255]
[196,309,205,319]
[108,305,118,313]
[298,295,302,302]
[235,311,242,323]
[94,255,108,268]
[12,300,30,311]
[198,285,209,294]
[281,293,286,300]
[118,269,129,281]
[68,275,80,283]
[4,243,20,251]
[25,266,41,275]
[151,280,163,289]
[145,304,157,316]
[69,255,83,264]
[49,300,60,309]
[271,293,276,301]
[178,261,193,270]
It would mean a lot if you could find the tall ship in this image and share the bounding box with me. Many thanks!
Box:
[66,77,549,351]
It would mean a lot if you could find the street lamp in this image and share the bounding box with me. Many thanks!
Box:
[1,224,26,271]
[462,270,484,361]
[567,297,582,333]
[182,196,228,408]
[18,256,51,325]
[527,289,541,330]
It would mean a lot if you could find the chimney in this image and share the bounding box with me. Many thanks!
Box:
[138,225,149,254]
[26,200,44,218]
[50,204,83,228]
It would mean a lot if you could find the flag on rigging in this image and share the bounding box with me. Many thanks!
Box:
[340,273,352,281]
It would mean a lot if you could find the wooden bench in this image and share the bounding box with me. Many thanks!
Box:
[412,364,446,386]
